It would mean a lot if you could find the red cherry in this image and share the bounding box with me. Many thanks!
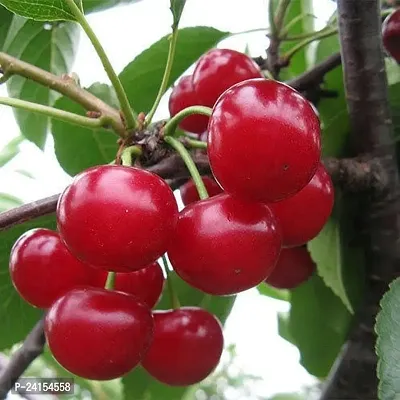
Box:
[265,247,316,289]
[208,78,321,203]
[382,9,400,63]
[168,193,281,295]
[95,262,164,308]
[9,229,101,308]
[192,49,262,107]
[142,307,223,386]
[45,287,154,380]
[168,75,209,134]
[269,163,334,247]
[57,165,178,271]
[180,176,223,206]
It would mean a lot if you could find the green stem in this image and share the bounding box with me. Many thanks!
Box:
[283,27,338,61]
[164,136,209,200]
[183,137,207,150]
[65,0,137,131]
[283,25,336,41]
[120,146,142,166]
[280,13,318,39]
[163,106,212,137]
[105,272,116,290]
[228,28,269,38]
[268,0,277,37]
[145,29,179,125]
[162,255,180,309]
[0,96,108,129]
[274,0,292,34]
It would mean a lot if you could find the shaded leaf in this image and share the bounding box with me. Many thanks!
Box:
[257,283,290,302]
[51,83,119,176]
[0,5,13,50]
[4,16,79,148]
[83,0,143,14]
[376,277,400,400]
[0,135,24,167]
[288,275,352,378]
[0,0,82,21]
[0,192,22,212]
[170,0,186,28]
[119,27,229,114]
[0,215,56,350]
[277,312,295,346]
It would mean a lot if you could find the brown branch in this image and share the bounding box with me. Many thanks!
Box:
[0,318,46,400]
[0,52,125,136]
[319,1,400,399]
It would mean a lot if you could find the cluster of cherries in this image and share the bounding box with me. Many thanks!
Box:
[9,47,333,386]
[382,8,400,64]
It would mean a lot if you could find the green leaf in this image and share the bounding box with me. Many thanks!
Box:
[119,27,229,114]
[0,0,82,21]
[83,0,143,14]
[52,83,119,176]
[257,282,290,302]
[277,312,295,346]
[0,215,56,350]
[288,275,352,378]
[0,5,13,50]
[170,0,186,28]
[122,272,235,400]
[0,192,23,211]
[308,192,365,314]
[0,135,24,167]
[275,0,314,80]
[269,394,304,400]
[4,16,79,148]
[376,277,400,400]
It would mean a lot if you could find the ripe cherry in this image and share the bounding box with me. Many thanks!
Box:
[95,262,164,308]
[168,75,209,134]
[168,193,281,295]
[208,78,321,203]
[180,176,223,206]
[57,165,178,271]
[45,287,154,380]
[269,163,334,247]
[142,307,223,386]
[192,48,263,108]
[382,9,400,63]
[265,247,316,289]
[9,229,101,308]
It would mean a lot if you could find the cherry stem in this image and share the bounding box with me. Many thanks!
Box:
[105,272,116,290]
[120,145,142,166]
[164,136,209,200]
[183,136,207,150]
[163,106,212,137]
[162,255,180,310]
[64,0,137,131]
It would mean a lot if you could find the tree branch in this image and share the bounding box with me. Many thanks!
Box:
[0,318,46,400]
[319,1,400,399]
[0,52,126,136]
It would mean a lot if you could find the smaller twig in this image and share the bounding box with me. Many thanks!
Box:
[0,318,46,400]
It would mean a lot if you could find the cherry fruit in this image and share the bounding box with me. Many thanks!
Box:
[9,229,101,308]
[96,262,164,308]
[142,307,223,386]
[168,193,281,295]
[208,78,321,203]
[269,163,334,247]
[265,246,316,289]
[57,165,178,271]
[382,9,400,63]
[45,287,154,380]
[193,49,263,107]
[168,75,209,134]
[180,176,223,206]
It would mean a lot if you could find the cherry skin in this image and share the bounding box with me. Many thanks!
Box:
[9,229,102,308]
[57,165,178,271]
[95,262,164,308]
[382,9,400,63]
[265,246,316,289]
[142,307,223,386]
[168,75,209,134]
[168,193,281,295]
[192,48,263,108]
[208,78,321,203]
[269,163,334,247]
[45,287,154,380]
[180,176,223,206]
